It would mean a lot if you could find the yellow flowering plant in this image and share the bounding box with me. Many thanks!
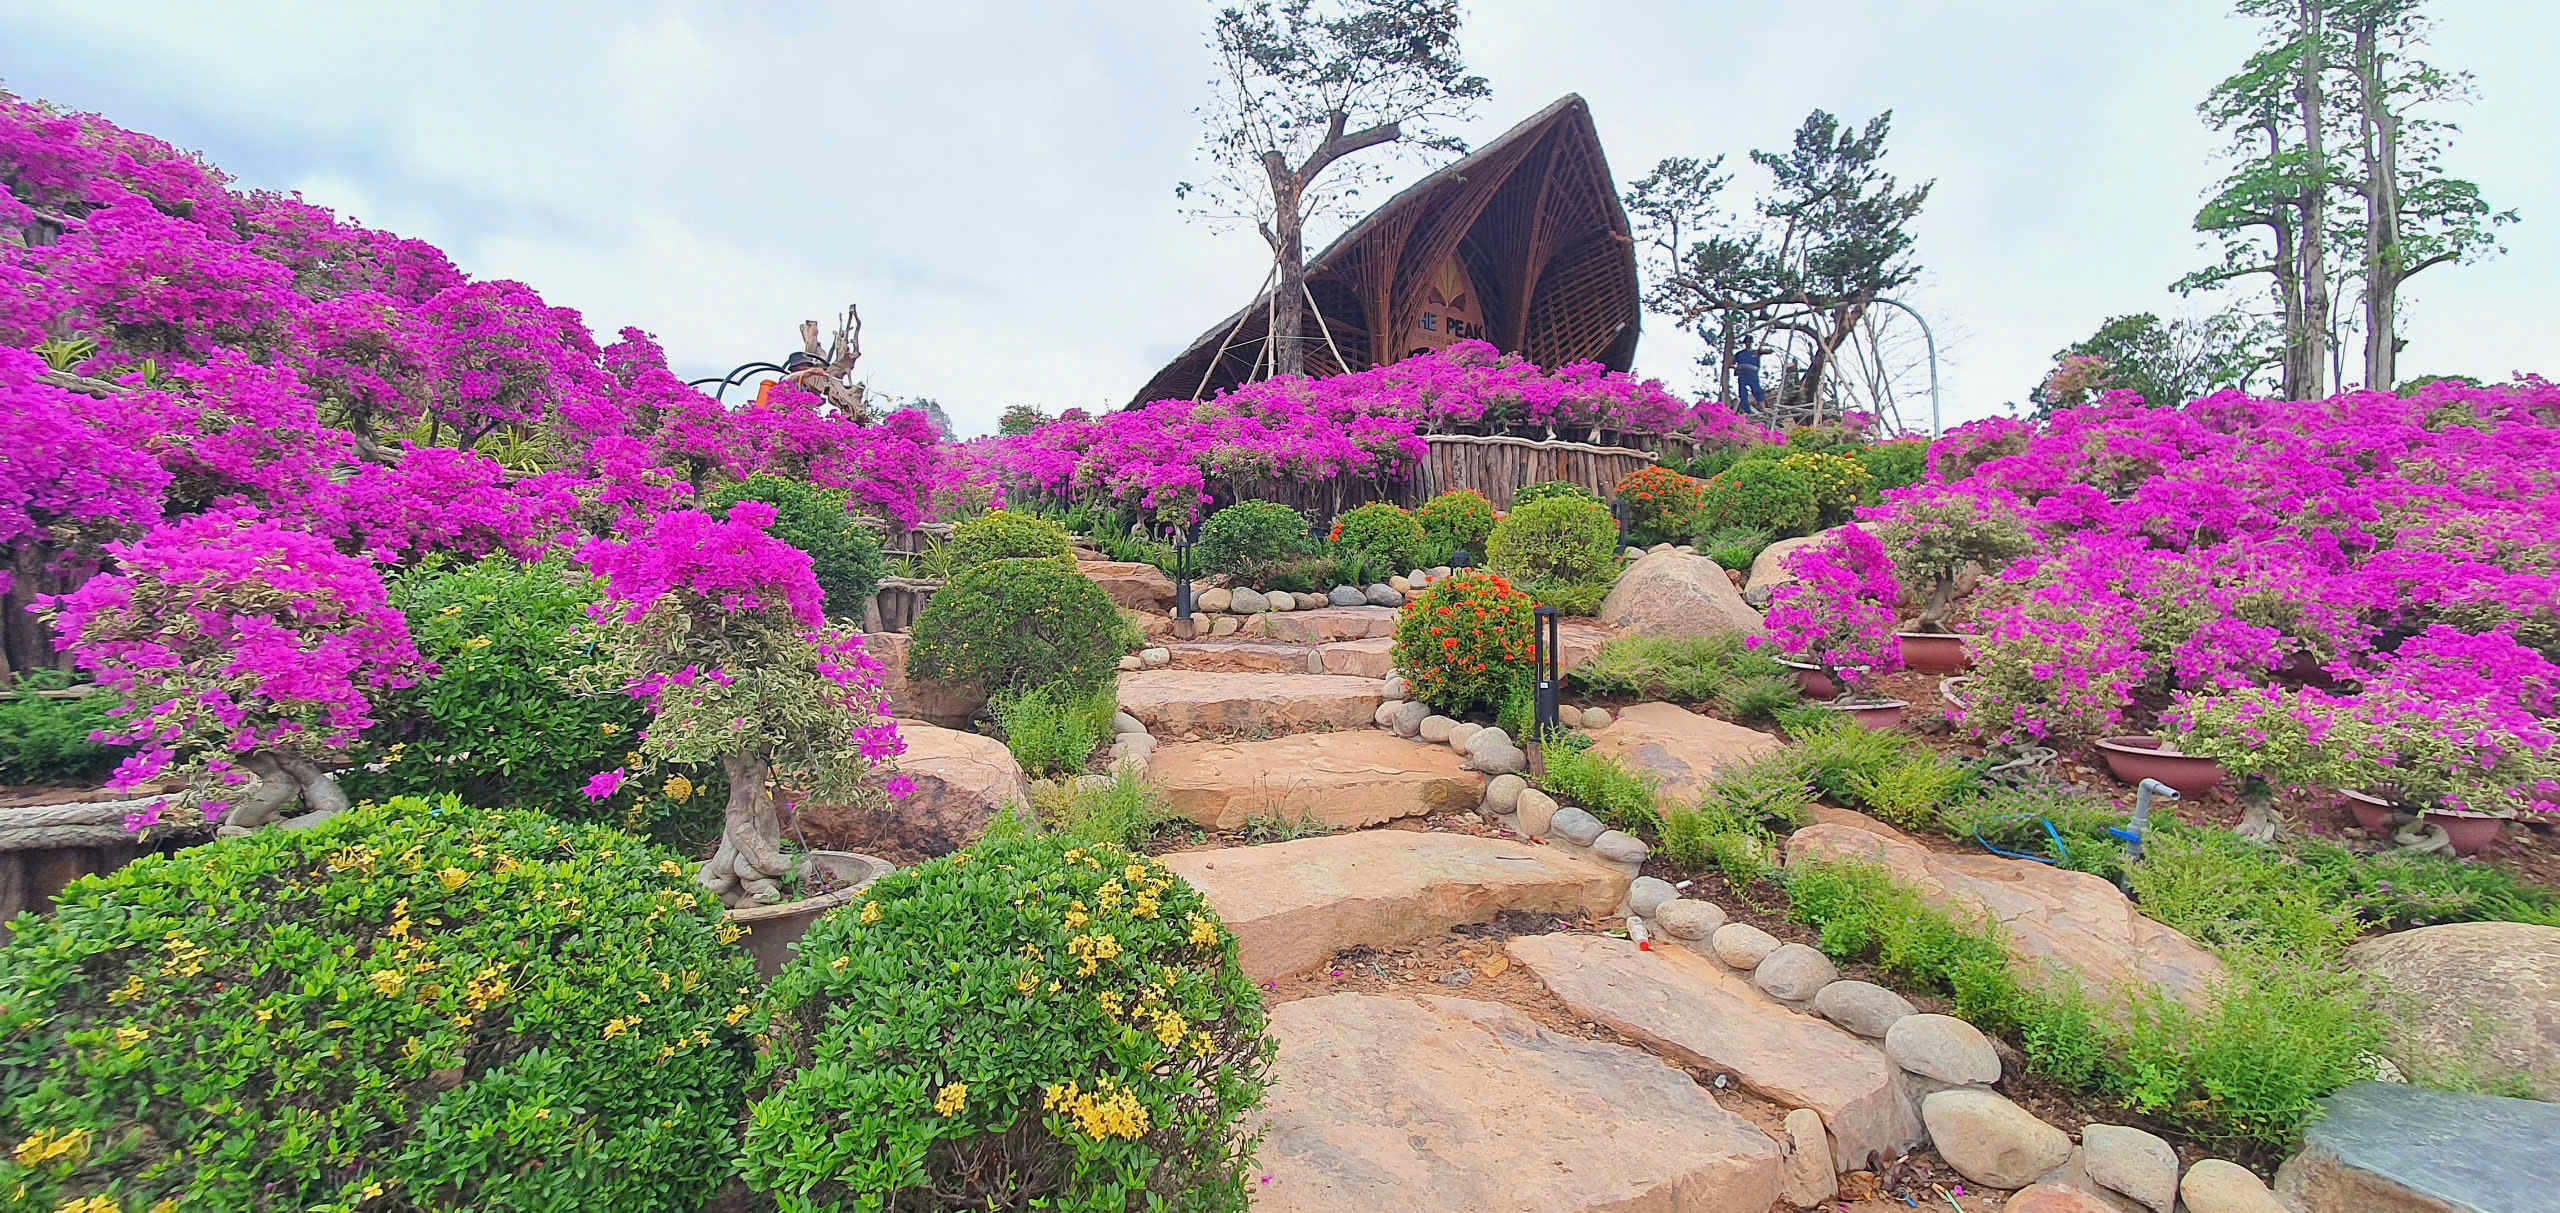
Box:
[0,797,764,1212]
[742,834,1272,1211]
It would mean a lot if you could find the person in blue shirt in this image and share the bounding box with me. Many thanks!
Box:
[1733,345,1772,412]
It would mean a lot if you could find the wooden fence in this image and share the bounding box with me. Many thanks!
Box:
[1223,434,1659,515]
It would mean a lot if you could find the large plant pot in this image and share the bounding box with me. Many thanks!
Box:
[726,850,895,979]
[1820,699,1907,729]
[2095,736,2227,798]
[2423,810,2509,857]
[1896,631,1977,675]
[2341,788,2399,832]
[1938,676,1975,712]
[1779,660,1837,701]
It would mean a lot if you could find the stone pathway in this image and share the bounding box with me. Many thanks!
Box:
[1116,670,1385,739]
[1149,732,1482,830]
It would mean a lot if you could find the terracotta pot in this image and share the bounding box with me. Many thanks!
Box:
[2340,788,2399,832]
[1896,631,1977,675]
[2423,810,2509,857]
[727,850,895,979]
[1821,699,1907,729]
[2094,736,2227,798]
[1778,660,1837,701]
[1937,676,1975,712]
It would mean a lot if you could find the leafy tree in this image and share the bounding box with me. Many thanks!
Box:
[2030,310,2280,413]
[997,403,1051,435]
[1178,0,1490,377]
[1627,111,1932,419]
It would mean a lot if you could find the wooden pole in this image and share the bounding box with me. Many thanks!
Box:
[1303,280,1348,375]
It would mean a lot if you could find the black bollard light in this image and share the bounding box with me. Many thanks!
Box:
[1169,526,1196,621]
[1609,497,1632,552]
[1533,605,1562,736]
[1450,548,1472,571]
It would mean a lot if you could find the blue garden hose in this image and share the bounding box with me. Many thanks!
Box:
[1971,815,2070,866]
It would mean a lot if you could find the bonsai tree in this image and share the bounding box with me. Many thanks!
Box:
[42,510,426,834]
[579,503,907,907]
[1755,525,1902,702]
[1875,492,2030,634]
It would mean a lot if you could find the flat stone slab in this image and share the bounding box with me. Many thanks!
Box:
[2275,1081,2560,1213]
[1245,605,1398,643]
[1162,832,1626,983]
[1586,702,1784,801]
[1505,932,1921,1171]
[1788,823,2225,1009]
[1148,732,1481,831]
[1115,669,1383,739]
[1258,994,1782,1213]
[1078,559,1174,612]
[1162,641,1316,674]
[1316,636,1396,678]
[1555,619,1616,672]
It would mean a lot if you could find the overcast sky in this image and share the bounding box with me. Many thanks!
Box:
[6,0,2550,437]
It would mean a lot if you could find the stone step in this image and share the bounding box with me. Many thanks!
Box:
[1311,636,1394,678]
[1505,932,1922,1172]
[1586,702,1784,802]
[1161,831,1627,983]
[1148,732,1480,830]
[1256,994,1782,1213]
[1240,605,1399,644]
[1116,669,1384,739]
[1163,641,1322,674]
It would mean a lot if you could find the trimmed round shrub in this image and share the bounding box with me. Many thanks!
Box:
[742,834,1272,1211]
[1392,570,1538,714]
[1486,495,1619,586]
[1777,452,1875,528]
[911,557,1129,697]
[0,797,761,1212]
[1511,480,1604,509]
[711,473,886,619]
[1614,466,1708,546]
[1197,500,1308,574]
[1328,502,1427,573]
[947,509,1074,569]
[1415,489,1498,555]
[1698,458,1821,536]
[1857,440,1930,494]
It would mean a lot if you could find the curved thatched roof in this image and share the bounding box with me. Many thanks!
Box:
[1131,94,1641,407]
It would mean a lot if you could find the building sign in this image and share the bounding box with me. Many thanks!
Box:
[1402,257,1488,359]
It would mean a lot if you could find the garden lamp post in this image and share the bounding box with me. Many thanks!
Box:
[1450,548,1472,571]
[1532,605,1562,736]
[1168,526,1197,639]
[1609,498,1632,552]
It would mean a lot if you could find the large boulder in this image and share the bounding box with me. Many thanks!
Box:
[1742,530,1836,607]
[861,631,985,727]
[2344,921,2560,1099]
[1788,823,2225,1009]
[1255,995,1782,1213]
[804,724,1027,860]
[1587,702,1783,801]
[1599,549,1765,638]
[1077,560,1175,612]
[2274,1081,2560,1213]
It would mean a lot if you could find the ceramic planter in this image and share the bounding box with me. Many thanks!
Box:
[1778,660,1838,701]
[2094,736,2228,798]
[1820,699,1908,729]
[1896,631,1977,675]
[727,850,895,979]
[2422,809,2509,857]
[1938,676,1975,712]
[2340,788,2399,832]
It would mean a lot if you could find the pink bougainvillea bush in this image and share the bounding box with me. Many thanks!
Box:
[38,509,426,831]
[1843,380,2560,818]
[576,503,907,906]
[967,341,1764,523]
[1754,524,1903,701]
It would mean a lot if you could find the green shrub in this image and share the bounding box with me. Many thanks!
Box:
[1330,503,1427,573]
[352,555,702,824]
[1233,553,1336,595]
[1390,571,1537,716]
[947,509,1075,569]
[2127,828,2370,962]
[911,557,1131,698]
[1660,801,1783,887]
[0,797,759,1212]
[1511,480,1603,508]
[1020,767,1179,851]
[1698,458,1821,536]
[1786,713,1930,805]
[1198,500,1309,574]
[1699,749,1816,828]
[712,474,886,618]
[1614,466,1707,546]
[991,682,1119,778]
[1415,489,1498,554]
[0,674,117,783]
[1778,452,1875,528]
[1841,753,1972,831]
[743,835,1273,1211]
[1699,525,1773,572]
[1535,745,1661,835]
[1858,440,1930,493]
[1495,670,1537,739]
[1486,496,1619,586]
[1515,575,1612,617]
[1938,783,2135,885]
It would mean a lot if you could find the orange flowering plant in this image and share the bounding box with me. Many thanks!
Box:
[1614,465,1707,547]
[1391,570,1538,715]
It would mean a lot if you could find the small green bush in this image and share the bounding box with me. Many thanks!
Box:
[1660,802,1783,887]
[354,555,698,824]
[947,509,1075,569]
[744,835,1273,1211]
[1330,503,1427,573]
[1486,496,1619,586]
[1535,745,1661,835]
[1390,571,1537,716]
[1198,501,1309,574]
[1018,767,1179,851]
[1841,754,1973,831]
[1699,525,1774,572]
[1614,466,1708,546]
[1415,489,1498,555]
[1515,575,1612,617]
[712,473,886,618]
[991,682,1119,778]
[1569,634,1799,720]
[911,557,1131,698]
[0,797,760,1211]
[0,674,117,783]
[1858,440,1930,493]
[1778,452,1875,529]
[1698,458,1822,536]
[1698,749,1817,828]
[1510,480,1603,508]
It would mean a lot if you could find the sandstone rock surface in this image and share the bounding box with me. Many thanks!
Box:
[1600,549,1764,638]
[2344,921,2560,1099]
[1115,670,1383,739]
[1923,1089,2073,1189]
[1250,605,1399,643]
[1317,636,1397,678]
[1078,560,1175,612]
[1588,702,1784,801]
[1148,732,1480,831]
[811,724,1026,857]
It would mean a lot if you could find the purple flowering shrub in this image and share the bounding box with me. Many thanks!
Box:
[38,510,425,831]
[1755,525,1902,701]
[577,504,906,907]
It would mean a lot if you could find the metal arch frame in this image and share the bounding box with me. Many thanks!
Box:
[686,361,792,403]
[1867,296,1942,439]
